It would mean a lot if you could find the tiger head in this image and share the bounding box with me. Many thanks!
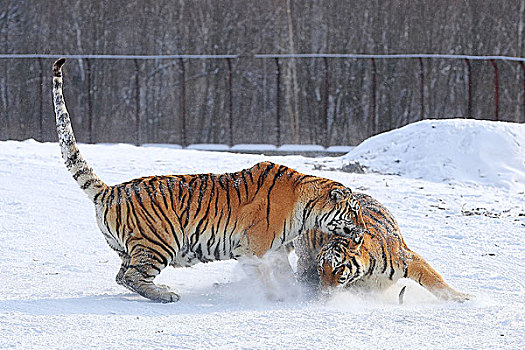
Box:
[316,226,366,294]
[304,184,365,240]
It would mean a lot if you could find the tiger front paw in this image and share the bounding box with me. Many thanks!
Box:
[450,291,472,303]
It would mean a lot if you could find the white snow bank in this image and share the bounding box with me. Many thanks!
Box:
[342,119,525,192]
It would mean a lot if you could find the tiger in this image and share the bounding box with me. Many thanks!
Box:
[51,58,364,303]
[294,192,471,302]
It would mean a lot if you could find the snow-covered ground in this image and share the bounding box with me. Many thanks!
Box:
[0,120,523,349]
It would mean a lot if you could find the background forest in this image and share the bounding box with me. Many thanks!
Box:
[1,0,525,146]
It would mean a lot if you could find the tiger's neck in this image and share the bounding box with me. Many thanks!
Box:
[292,179,330,236]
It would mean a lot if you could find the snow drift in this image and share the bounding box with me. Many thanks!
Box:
[342,119,525,192]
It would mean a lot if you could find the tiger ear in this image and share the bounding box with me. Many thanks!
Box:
[330,189,344,201]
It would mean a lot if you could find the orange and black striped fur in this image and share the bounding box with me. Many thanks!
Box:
[52,58,363,302]
[294,193,470,302]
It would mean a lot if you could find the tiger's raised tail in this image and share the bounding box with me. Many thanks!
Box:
[52,58,108,203]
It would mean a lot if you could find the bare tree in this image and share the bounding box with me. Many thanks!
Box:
[1,0,524,145]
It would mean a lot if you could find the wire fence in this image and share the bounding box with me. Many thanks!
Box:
[1,53,524,147]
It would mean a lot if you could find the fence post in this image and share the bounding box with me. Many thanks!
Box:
[520,61,525,123]
[323,57,329,147]
[38,57,44,141]
[226,58,234,147]
[275,58,281,146]
[178,58,187,147]
[419,58,425,119]
[2,58,9,140]
[490,59,499,121]
[134,59,141,146]
[370,58,377,133]
[85,58,94,143]
[464,59,472,119]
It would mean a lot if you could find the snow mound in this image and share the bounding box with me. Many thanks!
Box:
[342,119,525,192]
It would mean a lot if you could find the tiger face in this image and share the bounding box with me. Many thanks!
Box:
[316,229,366,293]
[309,187,365,239]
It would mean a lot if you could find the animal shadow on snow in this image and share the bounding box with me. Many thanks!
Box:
[0,278,311,316]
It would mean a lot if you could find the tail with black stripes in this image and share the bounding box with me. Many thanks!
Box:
[52,58,108,203]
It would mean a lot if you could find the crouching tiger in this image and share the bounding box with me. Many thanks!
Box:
[294,192,471,302]
[52,58,364,303]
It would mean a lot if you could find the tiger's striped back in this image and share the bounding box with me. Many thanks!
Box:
[97,162,330,266]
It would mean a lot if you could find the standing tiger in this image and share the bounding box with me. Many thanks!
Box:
[52,58,364,303]
[294,193,470,302]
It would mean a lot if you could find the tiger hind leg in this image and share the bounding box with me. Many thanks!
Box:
[405,252,471,302]
[115,252,131,289]
[118,250,180,303]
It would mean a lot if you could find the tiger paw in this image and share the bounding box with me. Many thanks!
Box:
[451,292,472,303]
[156,291,181,303]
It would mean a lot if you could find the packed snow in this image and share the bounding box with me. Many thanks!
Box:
[0,119,523,349]
[339,119,525,192]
